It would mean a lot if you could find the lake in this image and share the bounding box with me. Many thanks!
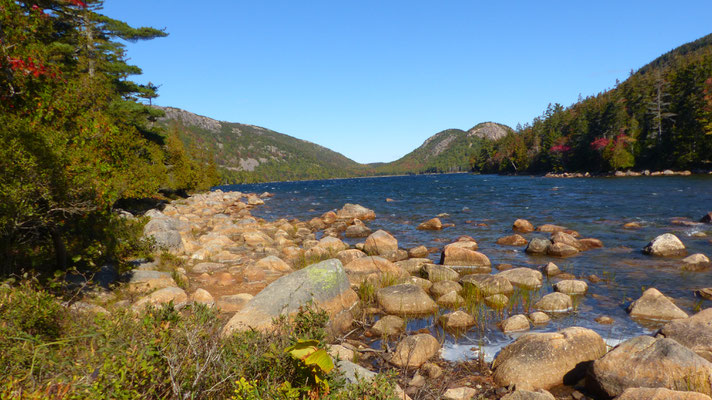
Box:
[219,173,712,361]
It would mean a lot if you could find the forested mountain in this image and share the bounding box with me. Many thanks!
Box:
[156,107,372,183]
[474,33,712,174]
[372,122,512,175]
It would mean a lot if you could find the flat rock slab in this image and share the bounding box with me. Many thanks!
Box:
[657,308,712,362]
[496,268,543,290]
[588,336,712,398]
[222,259,358,335]
[493,327,606,390]
[125,270,176,293]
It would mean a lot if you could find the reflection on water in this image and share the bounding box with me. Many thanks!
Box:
[220,173,712,360]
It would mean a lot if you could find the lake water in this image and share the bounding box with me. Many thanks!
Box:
[220,173,712,361]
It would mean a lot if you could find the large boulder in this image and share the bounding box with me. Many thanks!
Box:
[364,230,398,256]
[628,288,688,321]
[395,258,431,275]
[461,274,514,297]
[343,256,404,284]
[143,215,189,252]
[376,284,437,316]
[337,203,376,221]
[587,336,712,398]
[254,256,293,273]
[657,308,712,362]
[336,249,367,266]
[344,222,372,238]
[513,219,535,233]
[389,333,440,368]
[643,233,687,257]
[616,388,712,400]
[417,218,443,231]
[492,327,607,390]
[222,259,358,335]
[496,268,543,290]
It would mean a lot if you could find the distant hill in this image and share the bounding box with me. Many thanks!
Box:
[475,32,712,174]
[155,107,373,183]
[157,106,509,183]
[374,122,512,174]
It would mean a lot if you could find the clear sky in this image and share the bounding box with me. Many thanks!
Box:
[103,1,712,164]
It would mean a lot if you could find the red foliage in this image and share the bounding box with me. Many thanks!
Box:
[67,0,87,7]
[590,137,610,151]
[6,56,53,78]
[550,144,571,153]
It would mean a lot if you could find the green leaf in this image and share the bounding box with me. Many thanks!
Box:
[302,348,334,374]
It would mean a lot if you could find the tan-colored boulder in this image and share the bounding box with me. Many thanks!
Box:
[408,245,429,258]
[579,238,604,250]
[496,268,543,290]
[440,246,491,268]
[389,334,440,368]
[537,224,567,233]
[133,287,187,311]
[345,222,372,238]
[190,288,214,305]
[364,230,398,256]
[657,308,712,362]
[424,264,460,282]
[216,293,253,312]
[616,388,712,400]
[628,288,688,321]
[493,327,607,390]
[336,249,367,265]
[336,203,376,221]
[623,222,642,229]
[443,387,478,400]
[541,262,561,277]
[255,255,293,273]
[513,219,535,233]
[528,311,550,325]
[430,280,463,298]
[501,314,531,333]
[497,234,529,246]
[554,280,588,295]
[376,284,437,316]
[395,258,431,275]
[551,231,582,250]
[683,253,710,266]
[643,233,687,257]
[546,242,579,257]
[588,336,712,398]
[535,292,573,313]
[371,315,405,337]
[439,310,475,330]
[461,274,514,297]
[417,218,443,230]
[242,230,273,247]
[485,294,509,310]
[126,270,176,293]
[501,390,555,400]
[436,291,465,308]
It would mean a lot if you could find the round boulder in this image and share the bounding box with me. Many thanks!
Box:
[418,218,443,230]
[439,310,475,330]
[498,234,529,246]
[364,230,398,256]
[376,284,437,316]
[461,274,514,297]
[526,238,552,255]
[535,292,573,313]
[513,219,535,233]
[389,333,440,368]
[643,233,687,257]
[371,315,405,337]
[501,314,531,333]
[496,268,543,290]
[554,280,588,295]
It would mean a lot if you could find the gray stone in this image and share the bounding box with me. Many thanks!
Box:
[657,308,712,362]
[643,233,687,257]
[525,238,551,254]
[222,259,358,334]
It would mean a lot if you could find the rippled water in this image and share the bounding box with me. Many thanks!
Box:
[220,173,712,361]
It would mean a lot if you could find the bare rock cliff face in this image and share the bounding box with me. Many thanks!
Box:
[468,122,509,141]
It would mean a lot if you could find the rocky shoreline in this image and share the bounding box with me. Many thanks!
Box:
[544,169,712,178]
[73,190,712,399]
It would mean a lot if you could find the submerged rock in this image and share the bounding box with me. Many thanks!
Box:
[493,327,607,390]
[461,274,514,297]
[440,310,475,330]
[535,292,573,313]
[513,219,535,233]
[554,280,588,295]
[417,218,443,230]
[501,314,531,333]
[701,212,712,224]
[628,288,688,321]
[497,234,529,246]
[643,233,687,257]
[587,336,712,398]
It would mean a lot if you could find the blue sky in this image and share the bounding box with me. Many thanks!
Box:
[103,1,712,163]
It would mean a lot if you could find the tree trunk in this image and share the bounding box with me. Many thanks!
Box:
[51,229,67,271]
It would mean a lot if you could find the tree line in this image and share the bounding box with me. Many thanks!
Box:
[0,0,218,274]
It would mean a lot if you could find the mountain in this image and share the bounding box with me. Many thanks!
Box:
[157,106,510,183]
[373,122,512,175]
[155,107,373,183]
[475,33,712,174]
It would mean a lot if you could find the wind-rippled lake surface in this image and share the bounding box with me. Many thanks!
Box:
[220,173,712,361]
